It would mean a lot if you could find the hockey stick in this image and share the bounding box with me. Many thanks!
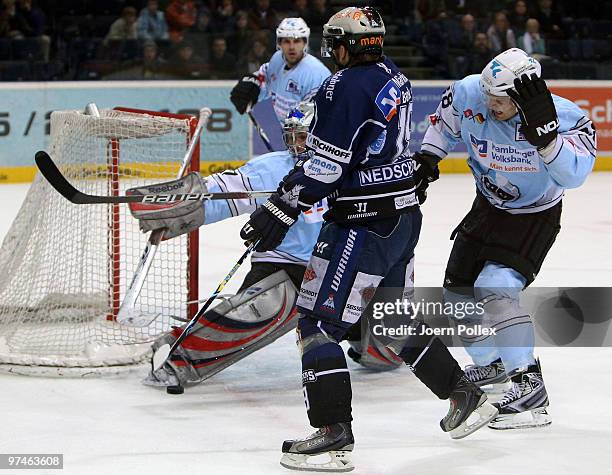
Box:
[117,108,210,326]
[152,239,258,372]
[248,108,274,152]
[35,151,274,204]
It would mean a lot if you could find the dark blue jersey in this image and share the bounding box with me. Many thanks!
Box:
[277,56,418,223]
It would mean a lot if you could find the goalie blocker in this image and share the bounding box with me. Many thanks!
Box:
[127,173,207,240]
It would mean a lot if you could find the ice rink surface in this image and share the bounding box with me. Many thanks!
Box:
[0,173,611,475]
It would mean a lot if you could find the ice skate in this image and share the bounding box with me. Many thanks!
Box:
[280,423,354,472]
[488,360,552,430]
[465,358,511,393]
[441,375,499,439]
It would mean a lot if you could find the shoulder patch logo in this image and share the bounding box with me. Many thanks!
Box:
[286,79,300,94]
[375,80,401,122]
[463,108,485,124]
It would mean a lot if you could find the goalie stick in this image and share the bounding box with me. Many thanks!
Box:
[35,150,274,205]
[152,239,258,372]
[117,108,210,326]
[118,108,210,326]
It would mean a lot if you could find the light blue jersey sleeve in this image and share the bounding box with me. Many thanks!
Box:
[421,77,471,157]
[204,150,325,264]
[537,96,596,189]
[255,51,330,123]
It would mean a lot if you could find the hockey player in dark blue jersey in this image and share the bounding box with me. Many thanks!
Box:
[240,7,497,472]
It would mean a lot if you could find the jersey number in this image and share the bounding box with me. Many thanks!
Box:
[395,103,412,158]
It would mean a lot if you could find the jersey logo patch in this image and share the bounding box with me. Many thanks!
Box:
[463,109,485,124]
[367,130,387,154]
[470,134,488,158]
[375,80,401,122]
[286,79,300,94]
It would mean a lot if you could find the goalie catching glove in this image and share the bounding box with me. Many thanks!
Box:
[507,73,559,150]
[230,74,261,114]
[240,194,299,252]
[127,172,206,239]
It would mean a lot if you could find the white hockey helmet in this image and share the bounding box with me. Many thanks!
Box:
[480,48,542,97]
[321,6,385,58]
[283,101,315,156]
[276,17,310,50]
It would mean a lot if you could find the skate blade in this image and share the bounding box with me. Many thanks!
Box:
[488,407,552,430]
[280,451,354,472]
[450,402,499,440]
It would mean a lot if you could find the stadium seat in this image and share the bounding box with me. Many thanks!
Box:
[0,61,31,81]
[0,38,11,60]
[11,38,45,61]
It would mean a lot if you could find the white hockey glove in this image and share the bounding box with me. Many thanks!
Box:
[127,172,206,239]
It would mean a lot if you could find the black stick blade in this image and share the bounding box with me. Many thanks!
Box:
[35,151,88,204]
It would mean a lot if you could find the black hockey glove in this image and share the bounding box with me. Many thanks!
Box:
[230,74,261,115]
[240,194,300,252]
[507,74,559,150]
[412,151,440,204]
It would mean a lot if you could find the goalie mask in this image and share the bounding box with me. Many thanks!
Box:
[321,6,385,58]
[283,102,314,157]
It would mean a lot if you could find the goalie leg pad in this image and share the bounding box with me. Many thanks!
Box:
[346,316,403,371]
[150,270,298,385]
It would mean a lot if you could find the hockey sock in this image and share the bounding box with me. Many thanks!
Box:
[298,316,352,427]
[398,321,463,399]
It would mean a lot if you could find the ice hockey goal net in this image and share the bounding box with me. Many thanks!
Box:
[0,106,199,376]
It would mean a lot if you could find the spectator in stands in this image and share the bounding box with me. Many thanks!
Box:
[467,32,492,74]
[287,0,308,19]
[416,0,446,23]
[423,11,450,78]
[167,39,205,77]
[508,0,529,37]
[137,0,169,41]
[0,0,29,38]
[305,0,331,29]
[245,37,269,73]
[194,3,212,34]
[209,36,236,79]
[247,0,279,31]
[210,0,237,35]
[456,13,477,52]
[518,18,546,58]
[487,11,516,54]
[226,10,250,63]
[141,39,167,78]
[12,0,49,60]
[105,6,138,44]
[534,0,563,39]
[166,0,197,43]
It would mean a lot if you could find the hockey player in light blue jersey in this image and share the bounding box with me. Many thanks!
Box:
[413,48,597,430]
[230,17,330,124]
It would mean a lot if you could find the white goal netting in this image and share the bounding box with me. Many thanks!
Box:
[0,107,199,376]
